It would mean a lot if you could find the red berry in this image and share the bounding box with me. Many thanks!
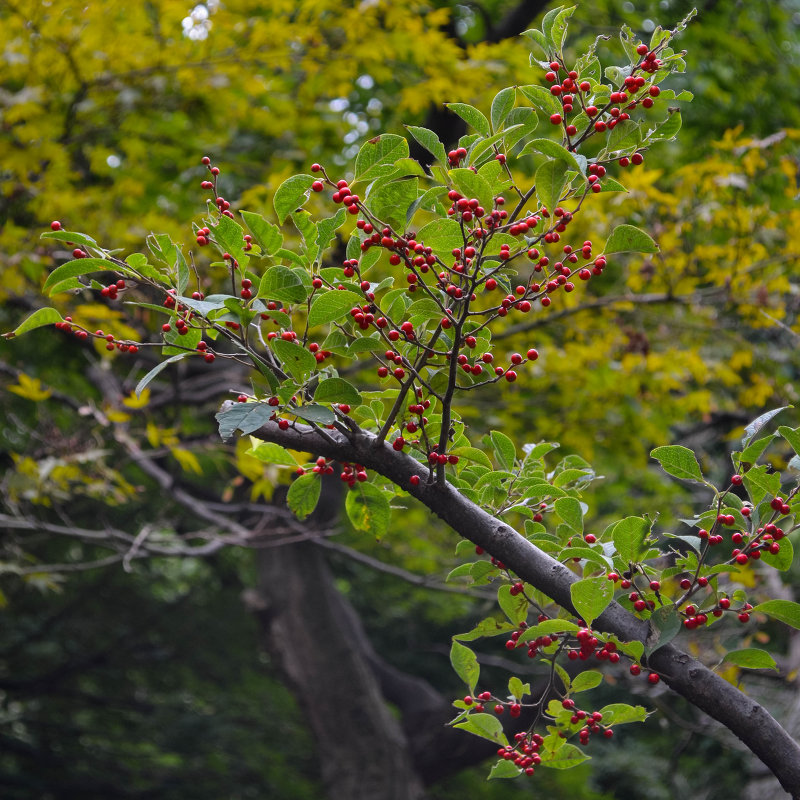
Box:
[550,113,562,125]
[312,181,324,192]
[636,43,648,55]
[410,475,420,487]
[505,370,517,382]
[50,220,62,230]
[630,664,641,676]
[647,673,660,684]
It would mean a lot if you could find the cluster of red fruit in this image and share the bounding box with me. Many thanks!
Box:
[198,157,238,225]
[339,461,369,487]
[54,317,140,354]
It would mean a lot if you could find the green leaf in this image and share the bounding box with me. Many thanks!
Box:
[42,257,119,294]
[445,103,490,137]
[274,174,315,223]
[240,210,283,254]
[450,640,480,693]
[272,339,316,380]
[722,648,779,671]
[518,84,563,118]
[404,126,447,166]
[488,760,520,780]
[650,445,704,482]
[650,111,682,142]
[453,713,507,746]
[497,585,528,625]
[607,119,641,153]
[247,440,298,467]
[550,5,575,50]
[345,482,391,538]
[535,158,568,217]
[216,402,274,439]
[542,743,589,769]
[490,87,516,132]
[366,176,418,230]
[598,703,648,725]
[454,617,516,640]
[645,606,682,657]
[314,377,361,406]
[605,224,658,255]
[212,215,249,267]
[519,138,585,174]
[287,473,321,520]
[570,576,613,626]
[292,405,336,425]
[315,208,347,258]
[743,407,791,447]
[742,464,781,506]
[449,168,493,213]
[508,676,530,701]
[489,430,516,471]
[4,307,63,339]
[570,670,603,693]
[256,266,307,304]
[752,600,800,629]
[739,433,775,465]
[133,353,189,397]
[415,218,463,261]
[41,229,99,249]
[308,290,363,327]
[555,497,583,536]
[450,446,493,469]
[612,516,648,563]
[354,134,410,183]
[541,4,566,45]
[778,425,800,456]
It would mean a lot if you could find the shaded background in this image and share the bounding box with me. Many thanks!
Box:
[1,0,800,797]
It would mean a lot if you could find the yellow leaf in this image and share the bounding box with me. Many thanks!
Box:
[7,374,52,402]
[122,388,150,408]
[171,447,202,475]
[106,409,131,423]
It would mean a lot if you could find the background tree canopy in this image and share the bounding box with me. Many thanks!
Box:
[1,1,799,798]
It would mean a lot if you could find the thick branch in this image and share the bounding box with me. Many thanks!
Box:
[246,417,800,797]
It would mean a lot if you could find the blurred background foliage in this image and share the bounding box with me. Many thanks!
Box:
[1,0,800,797]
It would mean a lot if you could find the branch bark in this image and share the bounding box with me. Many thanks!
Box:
[243,416,800,798]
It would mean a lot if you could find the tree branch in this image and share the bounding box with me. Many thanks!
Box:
[244,416,800,797]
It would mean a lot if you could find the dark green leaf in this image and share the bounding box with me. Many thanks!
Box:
[216,402,274,439]
[453,713,507,746]
[292,404,336,425]
[645,606,681,656]
[314,377,361,405]
[489,430,516,471]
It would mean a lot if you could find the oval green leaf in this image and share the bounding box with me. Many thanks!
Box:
[308,290,363,327]
[274,174,315,223]
[345,481,391,539]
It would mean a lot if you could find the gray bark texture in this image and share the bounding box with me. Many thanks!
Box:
[240,417,800,798]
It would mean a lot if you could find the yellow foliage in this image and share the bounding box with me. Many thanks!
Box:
[7,374,52,402]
